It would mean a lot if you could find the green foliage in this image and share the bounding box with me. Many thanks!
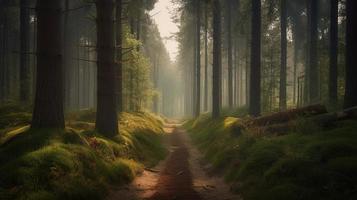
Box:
[0,103,32,130]
[122,27,155,112]
[0,112,166,200]
[186,116,357,200]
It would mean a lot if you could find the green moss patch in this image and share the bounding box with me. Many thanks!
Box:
[186,115,357,200]
[0,112,166,200]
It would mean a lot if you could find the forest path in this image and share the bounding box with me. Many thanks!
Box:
[107,122,239,200]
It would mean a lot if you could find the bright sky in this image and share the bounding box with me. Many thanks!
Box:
[150,0,179,62]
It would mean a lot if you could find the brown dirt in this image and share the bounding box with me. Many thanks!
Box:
[148,127,202,200]
[107,123,240,200]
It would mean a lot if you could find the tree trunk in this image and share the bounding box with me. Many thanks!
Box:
[0,4,5,104]
[63,0,71,110]
[20,0,30,103]
[204,2,208,112]
[116,0,123,112]
[95,0,118,136]
[195,0,201,117]
[308,0,319,104]
[249,0,261,116]
[212,0,221,118]
[344,0,357,108]
[279,0,287,111]
[226,0,233,108]
[329,0,338,106]
[31,0,64,129]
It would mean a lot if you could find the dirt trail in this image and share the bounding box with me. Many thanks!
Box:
[107,123,240,200]
[148,125,202,200]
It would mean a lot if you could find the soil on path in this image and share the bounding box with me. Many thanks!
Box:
[147,126,202,200]
[107,123,240,200]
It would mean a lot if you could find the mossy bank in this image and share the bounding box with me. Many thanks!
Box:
[185,113,357,200]
[0,109,166,200]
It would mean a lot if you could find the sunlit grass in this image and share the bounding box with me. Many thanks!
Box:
[0,109,166,200]
[186,112,357,200]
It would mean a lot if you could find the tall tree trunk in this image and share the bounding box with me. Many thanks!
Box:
[292,27,298,106]
[20,0,30,103]
[204,2,208,112]
[212,0,221,118]
[279,0,287,110]
[95,0,118,136]
[195,0,201,117]
[153,55,159,113]
[329,0,338,106]
[249,0,261,116]
[344,0,357,108]
[226,0,233,108]
[116,0,123,112]
[0,4,4,104]
[64,0,71,110]
[308,0,319,104]
[32,0,64,129]
[192,21,197,117]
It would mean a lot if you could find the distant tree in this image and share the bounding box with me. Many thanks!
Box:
[204,1,209,112]
[226,0,233,108]
[31,0,64,128]
[308,0,319,104]
[116,0,123,112]
[279,0,287,111]
[95,0,118,136]
[20,0,30,103]
[249,0,261,116]
[329,0,338,106]
[344,0,357,108]
[194,0,201,117]
[212,0,221,118]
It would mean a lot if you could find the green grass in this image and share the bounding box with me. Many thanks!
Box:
[0,110,166,200]
[186,115,357,200]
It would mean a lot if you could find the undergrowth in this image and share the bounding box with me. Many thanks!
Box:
[186,113,357,200]
[0,109,166,200]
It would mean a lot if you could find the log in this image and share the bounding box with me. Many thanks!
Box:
[251,104,327,126]
[253,106,357,135]
[312,106,357,126]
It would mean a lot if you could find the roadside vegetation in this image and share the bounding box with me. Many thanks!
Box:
[185,110,357,200]
[0,104,166,200]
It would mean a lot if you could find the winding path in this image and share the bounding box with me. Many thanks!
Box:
[107,123,240,200]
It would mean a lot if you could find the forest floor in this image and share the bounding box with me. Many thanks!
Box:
[107,121,240,200]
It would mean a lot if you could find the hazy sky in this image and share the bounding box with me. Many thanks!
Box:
[150,0,179,62]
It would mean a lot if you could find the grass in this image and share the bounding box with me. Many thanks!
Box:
[186,112,357,200]
[0,108,166,200]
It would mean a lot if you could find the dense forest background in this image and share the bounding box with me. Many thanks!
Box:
[176,0,356,118]
[0,0,357,199]
[0,0,183,120]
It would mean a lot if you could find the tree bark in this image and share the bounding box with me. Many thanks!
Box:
[95,0,118,136]
[308,0,319,104]
[329,0,338,106]
[344,0,357,108]
[212,0,221,118]
[204,2,208,112]
[20,0,30,103]
[226,0,233,108]
[116,0,123,112]
[195,0,201,117]
[31,0,64,129]
[279,0,287,110]
[249,0,261,116]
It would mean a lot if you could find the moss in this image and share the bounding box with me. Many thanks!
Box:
[0,111,166,200]
[186,116,357,200]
